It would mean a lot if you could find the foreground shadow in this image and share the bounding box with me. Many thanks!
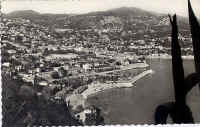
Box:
[155,0,200,124]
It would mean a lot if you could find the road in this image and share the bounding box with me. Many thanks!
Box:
[3,41,27,49]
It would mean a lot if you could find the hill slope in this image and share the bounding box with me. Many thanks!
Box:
[5,7,189,30]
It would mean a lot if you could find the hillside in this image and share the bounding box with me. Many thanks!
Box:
[6,10,72,27]
[7,10,40,18]
[5,7,189,30]
[82,7,159,17]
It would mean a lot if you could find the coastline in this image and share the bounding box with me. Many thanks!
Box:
[81,69,153,99]
[146,54,194,60]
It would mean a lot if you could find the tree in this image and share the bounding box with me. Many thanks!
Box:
[51,71,60,79]
[18,85,37,101]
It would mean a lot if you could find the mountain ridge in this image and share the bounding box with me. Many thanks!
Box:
[5,7,189,29]
[6,7,162,18]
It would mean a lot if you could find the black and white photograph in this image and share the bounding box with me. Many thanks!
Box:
[1,0,200,126]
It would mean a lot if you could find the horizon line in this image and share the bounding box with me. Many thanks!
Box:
[2,0,200,17]
[3,7,188,18]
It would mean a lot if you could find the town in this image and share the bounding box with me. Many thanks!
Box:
[1,9,194,125]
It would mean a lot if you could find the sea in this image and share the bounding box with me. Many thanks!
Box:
[86,59,200,125]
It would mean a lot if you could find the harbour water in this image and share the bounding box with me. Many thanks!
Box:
[86,59,200,125]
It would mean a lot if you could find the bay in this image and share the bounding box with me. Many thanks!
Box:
[86,59,200,125]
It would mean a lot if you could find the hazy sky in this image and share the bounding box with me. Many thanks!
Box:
[2,0,200,17]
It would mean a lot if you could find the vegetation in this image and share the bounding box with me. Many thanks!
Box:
[2,74,82,126]
[188,0,200,73]
[155,0,200,124]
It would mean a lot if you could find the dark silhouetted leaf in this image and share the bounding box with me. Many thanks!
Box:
[169,14,186,104]
[188,0,200,73]
[185,73,200,93]
[155,102,174,124]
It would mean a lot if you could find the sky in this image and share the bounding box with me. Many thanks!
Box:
[1,0,200,17]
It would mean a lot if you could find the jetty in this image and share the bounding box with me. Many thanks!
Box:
[82,69,154,99]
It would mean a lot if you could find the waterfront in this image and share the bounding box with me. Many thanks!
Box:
[82,69,153,99]
[86,59,200,124]
[2,0,200,125]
